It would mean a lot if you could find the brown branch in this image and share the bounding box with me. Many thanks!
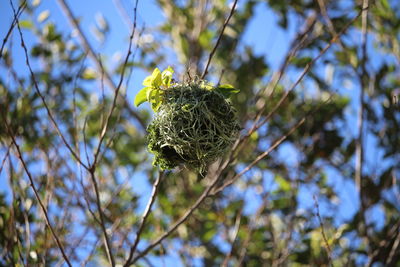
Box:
[236,194,269,267]
[84,2,140,264]
[56,0,146,130]
[93,0,140,167]
[10,0,90,172]
[313,195,333,265]
[0,0,26,58]
[88,170,115,266]
[239,6,366,150]
[123,171,165,267]
[221,205,243,267]
[0,143,11,176]
[355,0,369,192]
[201,0,238,79]
[1,114,72,267]
[128,167,225,265]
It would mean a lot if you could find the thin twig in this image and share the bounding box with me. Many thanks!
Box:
[245,7,366,141]
[0,143,11,176]
[313,195,333,265]
[355,0,369,192]
[10,0,90,172]
[201,0,238,79]
[88,170,115,266]
[56,0,146,130]
[124,170,165,266]
[93,0,140,167]
[128,168,225,265]
[236,194,269,267]
[0,0,26,58]
[1,114,72,267]
[221,205,243,267]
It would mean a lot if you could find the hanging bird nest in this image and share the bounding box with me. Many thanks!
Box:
[135,67,240,173]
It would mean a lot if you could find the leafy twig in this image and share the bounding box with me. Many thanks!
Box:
[245,7,366,141]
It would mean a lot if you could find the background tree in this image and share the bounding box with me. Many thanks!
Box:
[0,0,399,266]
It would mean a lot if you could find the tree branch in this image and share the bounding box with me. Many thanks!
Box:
[124,170,165,266]
[1,114,72,267]
[56,0,146,130]
[9,0,90,172]
[201,0,238,79]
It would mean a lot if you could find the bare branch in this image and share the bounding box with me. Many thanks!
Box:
[221,205,243,267]
[128,168,225,265]
[93,0,140,167]
[56,0,146,130]
[313,195,333,265]
[201,0,238,79]
[0,143,11,176]
[241,6,367,146]
[0,0,26,58]
[9,0,90,172]
[88,170,115,266]
[355,0,369,192]
[236,194,269,267]
[124,171,165,266]
[1,114,72,267]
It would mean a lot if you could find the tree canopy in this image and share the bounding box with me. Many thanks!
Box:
[0,0,399,266]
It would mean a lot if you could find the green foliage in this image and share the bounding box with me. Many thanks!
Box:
[134,66,239,111]
[1,0,400,266]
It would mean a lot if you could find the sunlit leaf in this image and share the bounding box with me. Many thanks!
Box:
[19,20,33,29]
[200,81,214,90]
[216,84,240,98]
[150,68,162,87]
[134,87,150,107]
[161,66,174,87]
[82,68,97,80]
[275,175,291,192]
[147,89,163,111]
[142,75,153,87]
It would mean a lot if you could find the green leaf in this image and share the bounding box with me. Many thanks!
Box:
[161,66,174,87]
[216,84,240,98]
[150,68,162,87]
[147,89,163,111]
[142,75,153,87]
[134,87,150,107]
[82,68,97,80]
[142,68,162,88]
[199,29,214,49]
[19,20,33,29]
[200,81,214,90]
[275,175,291,192]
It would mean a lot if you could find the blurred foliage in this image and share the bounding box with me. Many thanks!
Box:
[0,0,399,266]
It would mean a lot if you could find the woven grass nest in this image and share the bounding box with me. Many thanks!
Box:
[135,67,240,173]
